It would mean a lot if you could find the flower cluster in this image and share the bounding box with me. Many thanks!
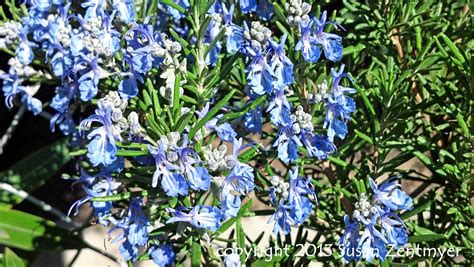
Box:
[269,167,317,234]
[339,178,413,263]
[0,0,401,265]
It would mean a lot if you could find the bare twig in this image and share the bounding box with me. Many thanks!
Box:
[0,182,79,228]
[0,105,26,155]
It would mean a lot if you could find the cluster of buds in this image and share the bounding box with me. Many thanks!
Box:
[244,21,272,50]
[353,193,374,219]
[159,34,186,105]
[3,57,45,79]
[285,0,312,27]
[83,16,103,33]
[0,21,22,48]
[202,144,236,172]
[308,80,330,103]
[291,106,314,134]
[101,91,143,139]
[270,175,290,201]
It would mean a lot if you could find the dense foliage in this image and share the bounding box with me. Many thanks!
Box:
[0,0,471,266]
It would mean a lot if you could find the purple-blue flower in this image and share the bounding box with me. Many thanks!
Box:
[268,202,294,235]
[149,141,189,197]
[246,46,274,95]
[240,0,257,14]
[80,101,117,166]
[295,20,321,63]
[167,205,222,231]
[274,125,302,163]
[339,215,361,262]
[370,178,413,211]
[149,244,175,266]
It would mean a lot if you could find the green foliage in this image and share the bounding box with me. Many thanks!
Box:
[0,208,86,251]
[0,139,70,206]
[305,0,472,265]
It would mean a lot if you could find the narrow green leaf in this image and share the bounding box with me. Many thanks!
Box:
[191,238,201,266]
[204,27,226,58]
[116,149,149,157]
[0,139,71,205]
[4,248,26,267]
[0,208,86,251]
[169,29,192,56]
[221,95,266,122]
[161,0,186,14]
[175,108,195,133]
[188,89,236,139]
[213,200,253,236]
[236,219,246,263]
[440,33,466,64]
[91,190,151,202]
[354,129,373,144]
[400,200,432,220]
[343,43,366,56]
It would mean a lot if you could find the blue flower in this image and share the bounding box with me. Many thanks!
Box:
[243,104,262,134]
[339,215,361,262]
[269,33,294,88]
[240,0,257,13]
[267,87,292,126]
[300,132,336,159]
[174,135,211,191]
[21,94,42,115]
[75,55,106,101]
[1,75,19,109]
[331,64,356,97]
[222,4,244,54]
[268,202,294,235]
[167,205,222,231]
[287,168,316,224]
[314,11,344,62]
[246,46,274,95]
[379,210,408,247]
[164,0,189,20]
[28,0,54,11]
[110,198,150,261]
[204,15,223,66]
[149,142,189,196]
[113,0,136,23]
[81,0,104,19]
[208,0,222,14]
[214,123,237,142]
[274,126,302,163]
[118,76,139,99]
[196,102,237,141]
[51,50,72,78]
[324,94,356,141]
[16,36,35,65]
[295,20,321,63]
[220,138,255,218]
[119,240,138,261]
[221,193,241,219]
[149,244,175,266]
[224,250,241,267]
[68,170,117,226]
[125,199,149,247]
[80,101,117,166]
[358,215,388,263]
[256,0,273,21]
[50,112,76,135]
[370,178,413,211]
